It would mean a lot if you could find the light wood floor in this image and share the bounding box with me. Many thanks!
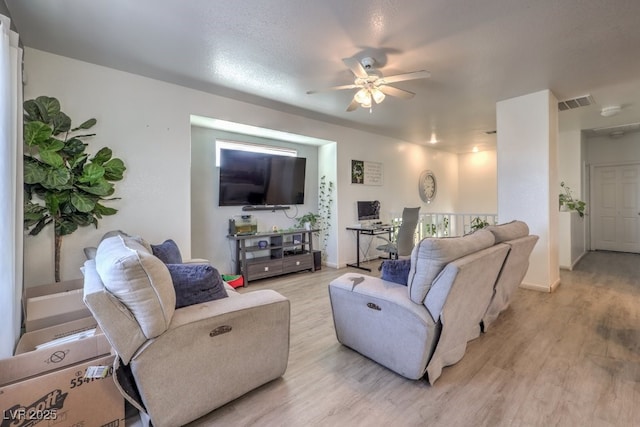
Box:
[177,251,640,426]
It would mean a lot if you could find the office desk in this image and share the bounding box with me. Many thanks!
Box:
[346,225,394,271]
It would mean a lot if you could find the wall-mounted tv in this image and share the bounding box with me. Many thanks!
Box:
[218,149,306,207]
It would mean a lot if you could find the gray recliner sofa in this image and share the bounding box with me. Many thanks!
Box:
[329,221,537,384]
[82,234,290,427]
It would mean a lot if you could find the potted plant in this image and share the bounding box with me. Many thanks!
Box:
[23,96,126,282]
[559,182,586,218]
[294,212,321,230]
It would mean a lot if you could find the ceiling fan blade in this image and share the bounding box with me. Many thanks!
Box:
[379,70,430,84]
[306,84,359,95]
[379,85,415,99]
[346,99,360,112]
[342,57,369,79]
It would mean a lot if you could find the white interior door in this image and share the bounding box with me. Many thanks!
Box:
[591,164,640,253]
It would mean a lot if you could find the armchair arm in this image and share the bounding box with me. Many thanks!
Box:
[168,289,288,329]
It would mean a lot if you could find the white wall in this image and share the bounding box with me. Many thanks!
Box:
[457,150,497,214]
[336,138,459,266]
[558,129,584,196]
[22,48,460,284]
[585,132,640,165]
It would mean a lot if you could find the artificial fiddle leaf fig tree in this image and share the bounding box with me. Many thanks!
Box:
[23,96,126,282]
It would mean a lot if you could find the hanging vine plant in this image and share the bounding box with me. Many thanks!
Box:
[23,96,126,282]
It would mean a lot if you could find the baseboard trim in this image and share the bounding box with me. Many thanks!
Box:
[520,277,561,293]
[560,251,587,271]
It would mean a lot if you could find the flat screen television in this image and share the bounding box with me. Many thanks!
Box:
[357,200,380,221]
[218,149,306,206]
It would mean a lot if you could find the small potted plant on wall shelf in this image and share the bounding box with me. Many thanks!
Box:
[559,182,586,218]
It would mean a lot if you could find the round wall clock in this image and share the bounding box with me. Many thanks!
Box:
[419,170,437,203]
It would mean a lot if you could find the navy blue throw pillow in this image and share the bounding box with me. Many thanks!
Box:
[379,259,412,286]
[151,239,183,264]
[166,263,228,308]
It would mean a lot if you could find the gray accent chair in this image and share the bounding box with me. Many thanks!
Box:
[376,207,420,259]
[82,235,290,427]
[330,229,510,384]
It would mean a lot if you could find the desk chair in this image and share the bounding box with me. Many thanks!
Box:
[376,207,420,259]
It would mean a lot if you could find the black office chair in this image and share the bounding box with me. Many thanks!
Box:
[376,207,420,259]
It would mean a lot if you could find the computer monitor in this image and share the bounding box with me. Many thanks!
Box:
[357,200,381,222]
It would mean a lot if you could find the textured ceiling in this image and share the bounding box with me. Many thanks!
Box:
[5,0,640,152]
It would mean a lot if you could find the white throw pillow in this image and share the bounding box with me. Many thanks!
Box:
[95,235,176,338]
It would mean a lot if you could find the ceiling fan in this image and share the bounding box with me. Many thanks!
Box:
[307,57,430,112]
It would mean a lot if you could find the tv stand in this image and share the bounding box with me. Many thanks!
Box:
[228,229,318,285]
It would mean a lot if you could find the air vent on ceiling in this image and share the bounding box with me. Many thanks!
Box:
[558,94,594,111]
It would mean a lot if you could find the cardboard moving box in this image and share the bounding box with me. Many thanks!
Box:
[0,354,124,427]
[24,279,93,332]
[1,317,111,386]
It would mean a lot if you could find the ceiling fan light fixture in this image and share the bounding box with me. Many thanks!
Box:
[371,87,385,104]
[354,88,371,105]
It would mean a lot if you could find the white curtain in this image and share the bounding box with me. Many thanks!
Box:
[0,14,23,358]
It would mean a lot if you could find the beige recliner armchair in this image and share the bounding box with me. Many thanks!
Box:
[83,234,290,427]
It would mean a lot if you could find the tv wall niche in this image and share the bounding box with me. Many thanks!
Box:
[218,148,307,207]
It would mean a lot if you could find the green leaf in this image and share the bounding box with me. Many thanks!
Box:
[42,168,71,189]
[44,193,59,215]
[79,163,105,183]
[72,118,97,131]
[24,121,53,147]
[70,154,88,170]
[43,139,65,152]
[55,219,78,236]
[103,158,126,181]
[23,99,43,122]
[73,133,97,139]
[62,138,87,157]
[23,201,48,227]
[71,192,96,213]
[23,158,47,184]
[70,212,96,226]
[94,202,118,216]
[35,96,61,122]
[77,179,113,196]
[29,218,52,235]
[91,147,112,165]
[39,150,64,168]
[51,112,71,135]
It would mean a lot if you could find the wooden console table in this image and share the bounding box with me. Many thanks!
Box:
[228,229,318,285]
